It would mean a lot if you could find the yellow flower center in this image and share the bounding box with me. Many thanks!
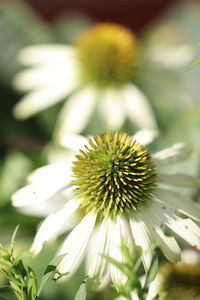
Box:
[72,133,156,219]
[76,23,139,87]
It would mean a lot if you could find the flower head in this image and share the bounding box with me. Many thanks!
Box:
[11,131,200,288]
[13,23,156,134]
[77,23,139,87]
[72,132,156,218]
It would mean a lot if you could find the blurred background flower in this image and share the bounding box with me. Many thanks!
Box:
[154,249,200,300]
[12,22,157,138]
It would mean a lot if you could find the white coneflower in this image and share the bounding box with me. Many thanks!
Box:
[12,131,200,289]
[13,23,157,136]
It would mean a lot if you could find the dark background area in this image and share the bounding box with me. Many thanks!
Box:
[25,0,178,31]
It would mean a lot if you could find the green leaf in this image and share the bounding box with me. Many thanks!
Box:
[27,267,38,299]
[0,285,11,292]
[37,254,65,296]
[188,59,200,70]
[102,254,129,276]
[10,225,20,249]
[0,260,10,267]
[74,277,89,300]
[144,255,158,289]
[15,251,33,263]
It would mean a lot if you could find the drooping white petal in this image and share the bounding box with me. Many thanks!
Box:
[58,133,88,152]
[108,218,128,287]
[146,274,162,300]
[152,226,180,262]
[122,84,157,129]
[30,200,80,254]
[55,87,96,136]
[130,291,140,300]
[17,45,77,65]
[140,205,181,263]
[133,129,158,146]
[147,197,200,250]
[86,219,110,287]
[152,143,192,165]
[13,84,76,119]
[119,216,135,254]
[97,272,111,291]
[129,215,153,271]
[158,173,200,187]
[165,215,200,250]
[56,213,96,277]
[98,89,126,130]
[154,188,200,223]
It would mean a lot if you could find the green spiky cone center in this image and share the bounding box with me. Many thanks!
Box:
[76,23,139,87]
[72,133,156,219]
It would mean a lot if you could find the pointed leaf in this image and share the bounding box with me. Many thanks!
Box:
[10,225,20,249]
[188,59,200,70]
[74,277,89,300]
[144,255,158,289]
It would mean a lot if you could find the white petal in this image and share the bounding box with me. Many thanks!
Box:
[30,200,80,254]
[181,249,200,265]
[130,291,140,300]
[86,219,110,287]
[152,143,192,165]
[146,274,162,300]
[13,85,75,119]
[56,213,96,278]
[11,180,67,207]
[140,206,180,263]
[45,144,75,164]
[147,197,200,250]
[154,188,200,223]
[98,89,126,130]
[147,45,194,69]
[152,226,180,262]
[108,218,128,287]
[13,62,77,91]
[16,192,67,217]
[28,163,71,184]
[17,45,77,65]
[55,87,96,136]
[122,84,157,129]
[133,129,158,145]
[97,272,111,291]
[165,215,200,250]
[58,133,88,152]
[129,215,153,271]
[158,173,200,187]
